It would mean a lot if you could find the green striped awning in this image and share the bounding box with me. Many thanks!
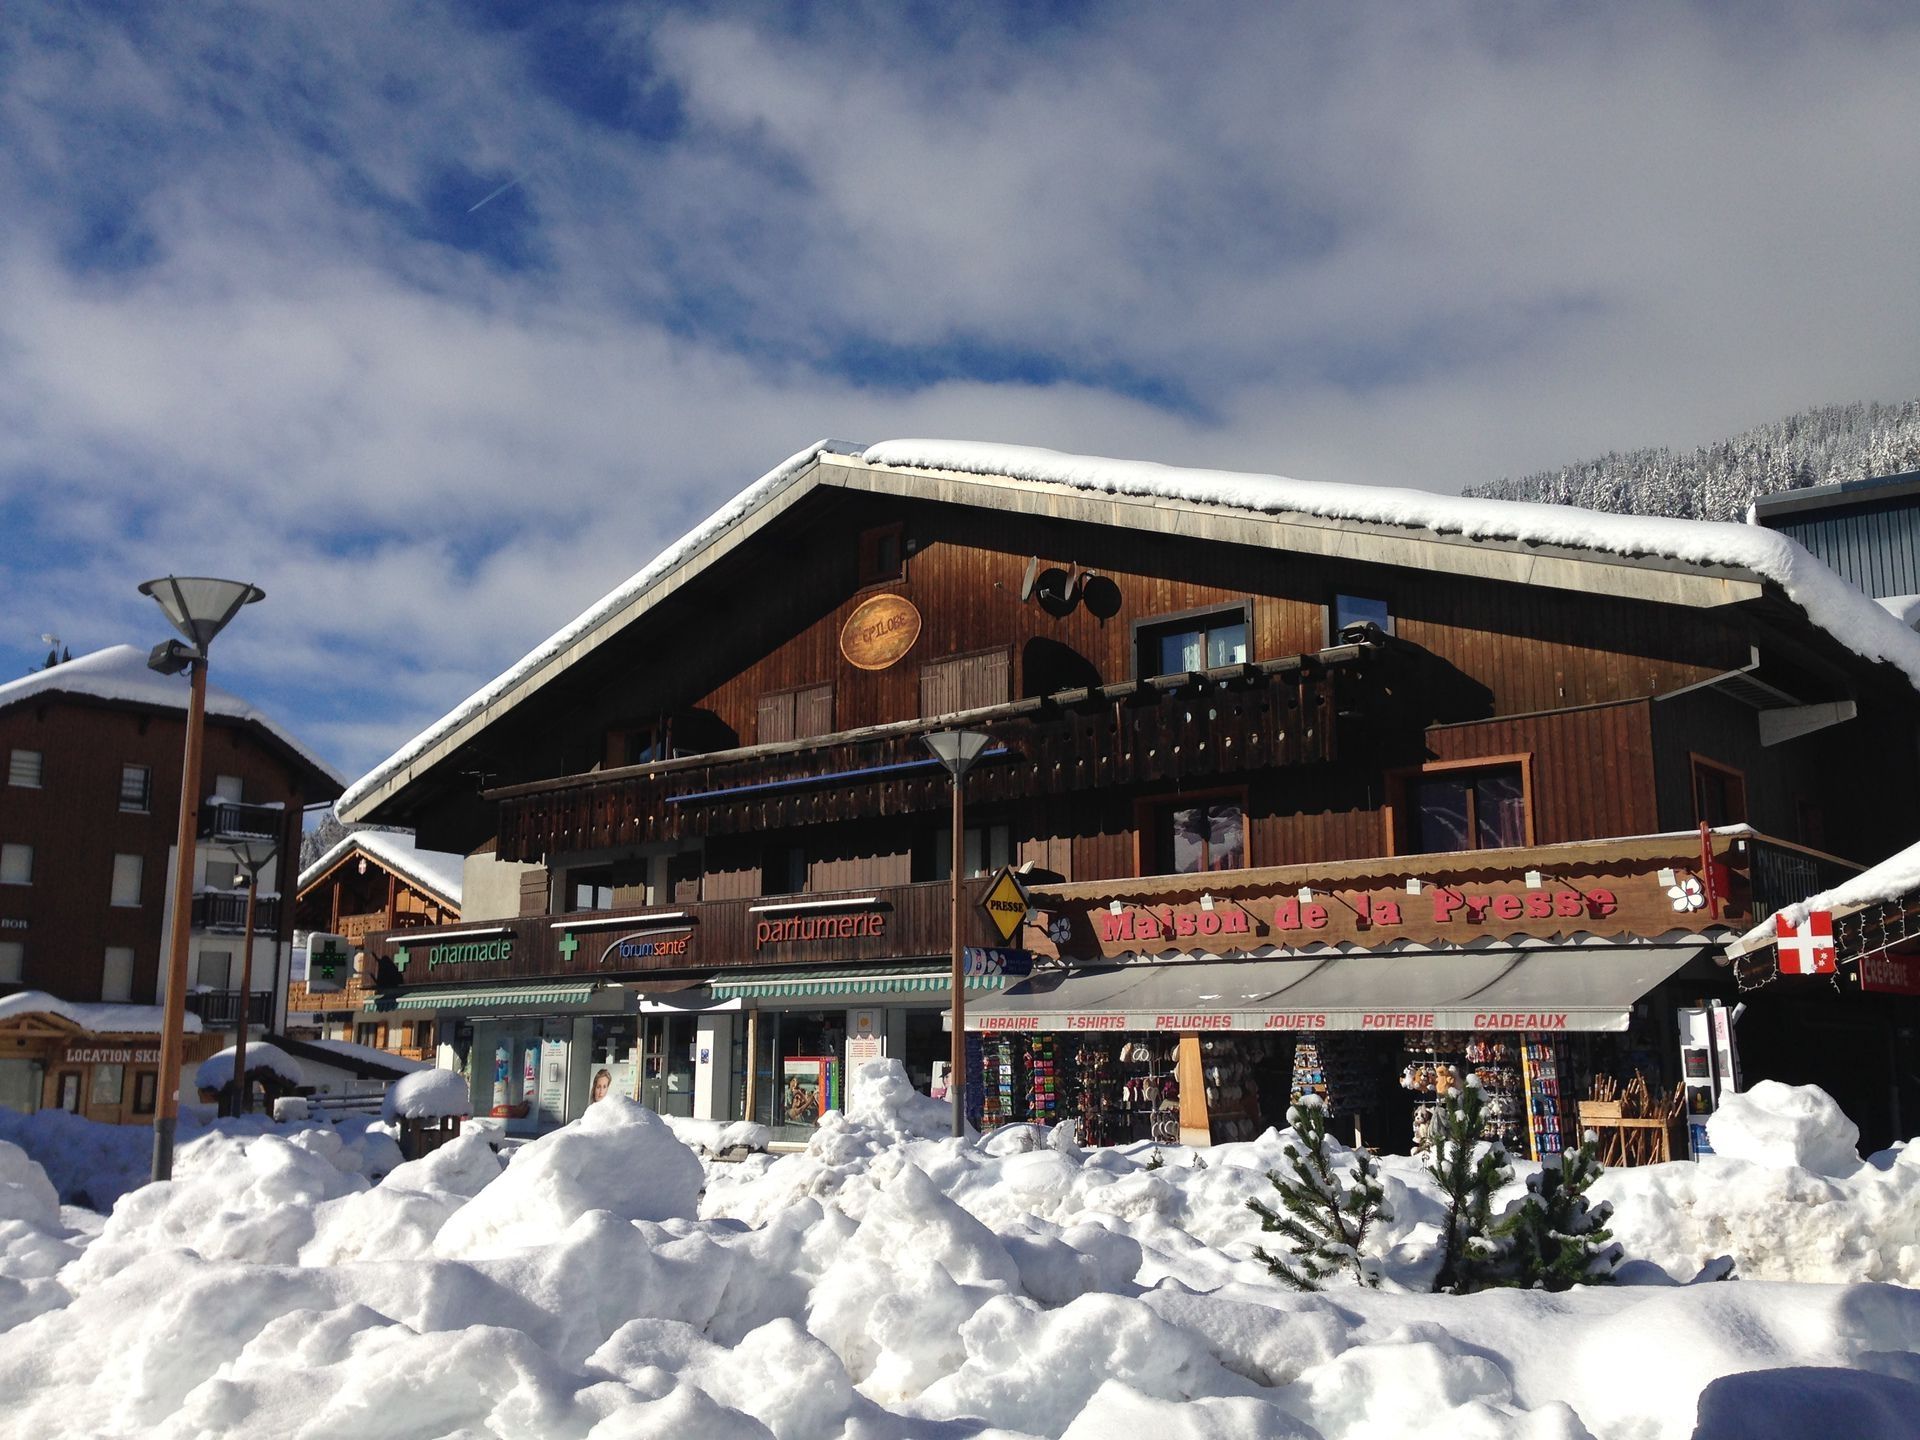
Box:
[709,964,1009,1000]
[365,982,598,1013]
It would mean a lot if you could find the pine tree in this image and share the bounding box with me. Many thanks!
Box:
[1246,1094,1390,1290]
[1477,1134,1621,1290]
[1426,1072,1511,1294]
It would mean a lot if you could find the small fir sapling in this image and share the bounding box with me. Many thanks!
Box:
[1480,1130,1622,1290]
[1246,1094,1390,1290]
[1427,1071,1512,1294]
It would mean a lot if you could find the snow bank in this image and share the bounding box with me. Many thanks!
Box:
[1707,1080,1861,1175]
[434,1096,703,1258]
[662,1115,771,1155]
[3,1083,1919,1437]
[196,1042,304,1091]
[381,1066,472,1121]
[0,1140,59,1230]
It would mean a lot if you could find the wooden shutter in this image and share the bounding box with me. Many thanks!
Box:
[795,684,834,738]
[962,649,1010,710]
[758,691,796,744]
[519,868,550,917]
[920,661,958,717]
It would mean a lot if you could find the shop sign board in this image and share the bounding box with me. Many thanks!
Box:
[1774,910,1836,975]
[305,932,351,993]
[982,867,1029,942]
[972,1007,1613,1033]
[754,910,886,947]
[598,931,693,967]
[963,946,1034,977]
[1859,947,1920,995]
[63,1046,159,1065]
[393,933,517,974]
[1071,877,1635,958]
[839,594,922,671]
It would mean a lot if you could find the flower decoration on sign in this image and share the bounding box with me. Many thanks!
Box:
[1047,913,1074,945]
[1667,874,1705,912]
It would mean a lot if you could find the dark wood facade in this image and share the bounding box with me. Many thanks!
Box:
[353,460,1920,988]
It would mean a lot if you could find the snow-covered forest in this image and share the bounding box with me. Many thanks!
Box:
[1466,398,1920,521]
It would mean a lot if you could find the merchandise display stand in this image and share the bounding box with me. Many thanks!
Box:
[1520,1037,1572,1160]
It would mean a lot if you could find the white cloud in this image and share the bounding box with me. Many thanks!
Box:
[1,2,1918,778]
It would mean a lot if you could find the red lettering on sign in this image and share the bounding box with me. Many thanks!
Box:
[1174,911,1198,937]
[1525,892,1553,919]
[1588,889,1617,916]
[1371,898,1401,926]
[1554,892,1581,919]
[1493,893,1522,921]
[1432,890,1463,922]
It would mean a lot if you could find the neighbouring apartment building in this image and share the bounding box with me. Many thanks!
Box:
[337,441,1920,1151]
[0,645,342,1120]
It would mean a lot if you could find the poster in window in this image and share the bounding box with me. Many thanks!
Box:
[783,1057,831,1125]
[539,1045,569,1127]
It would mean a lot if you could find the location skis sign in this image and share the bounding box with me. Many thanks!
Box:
[981,867,1030,943]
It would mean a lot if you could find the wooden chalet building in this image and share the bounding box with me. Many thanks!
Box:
[338,441,1920,1150]
[0,646,341,1120]
[287,829,463,1062]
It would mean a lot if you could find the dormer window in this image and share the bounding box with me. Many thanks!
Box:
[858,523,905,585]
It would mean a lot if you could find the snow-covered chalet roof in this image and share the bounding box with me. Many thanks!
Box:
[0,990,202,1035]
[298,829,464,910]
[340,439,1920,821]
[1731,837,1920,956]
[0,644,345,789]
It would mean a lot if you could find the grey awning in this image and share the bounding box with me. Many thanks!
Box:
[954,946,1707,1034]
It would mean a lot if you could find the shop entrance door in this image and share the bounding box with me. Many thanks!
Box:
[640,1014,695,1117]
[54,1071,81,1112]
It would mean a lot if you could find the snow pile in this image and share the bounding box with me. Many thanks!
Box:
[0,1139,60,1230]
[0,988,199,1035]
[661,1115,771,1155]
[2,1081,1920,1437]
[1708,1079,1861,1175]
[196,1042,305,1091]
[381,1066,472,1121]
[434,1096,703,1258]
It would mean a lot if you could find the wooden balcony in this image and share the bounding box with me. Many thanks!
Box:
[359,876,1002,989]
[200,798,286,842]
[192,890,281,935]
[493,655,1353,863]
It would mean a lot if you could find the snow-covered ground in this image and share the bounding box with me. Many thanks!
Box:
[1,1066,1916,1438]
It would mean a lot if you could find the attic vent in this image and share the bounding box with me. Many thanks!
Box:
[1711,671,1800,710]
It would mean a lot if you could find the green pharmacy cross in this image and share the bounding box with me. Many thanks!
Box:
[557,932,579,962]
[312,940,349,985]
[391,945,410,973]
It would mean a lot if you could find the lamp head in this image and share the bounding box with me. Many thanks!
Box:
[922,728,991,777]
[138,576,264,652]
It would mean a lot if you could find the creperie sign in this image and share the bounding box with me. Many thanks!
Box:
[1092,884,1617,945]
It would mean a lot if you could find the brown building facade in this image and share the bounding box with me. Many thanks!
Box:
[339,443,1920,1149]
[0,646,341,1119]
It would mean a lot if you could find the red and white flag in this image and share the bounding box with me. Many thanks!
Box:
[1775,910,1837,975]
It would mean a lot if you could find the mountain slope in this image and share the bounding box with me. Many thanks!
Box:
[1465,398,1920,521]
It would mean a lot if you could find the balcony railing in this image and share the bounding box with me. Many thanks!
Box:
[192,890,282,934]
[200,798,284,842]
[494,654,1357,862]
[185,989,273,1028]
[1747,837,1860,921]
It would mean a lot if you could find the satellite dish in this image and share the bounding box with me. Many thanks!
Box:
[1034,568,1077,617]
[1019,557,1040,603]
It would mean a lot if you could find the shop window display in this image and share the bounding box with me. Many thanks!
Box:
[754,1010,845,1143]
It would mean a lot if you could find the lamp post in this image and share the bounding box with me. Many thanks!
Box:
[229,834,278,1115]
[923,728,990,1138]
[140,576,264,1181]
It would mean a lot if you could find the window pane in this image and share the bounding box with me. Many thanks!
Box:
[214,775,243,802]
[1171,806,1208,873]
[102,947,135,1002]
[8,750,42,787]
[90,1063,124,1107]
[1159,631,1203,675]
[196,950,232,990]
[1474,771,1527,849]
[120,765,150,810]
[1334,594,1392,636]
[0,844,31,885]
[111,854,143,907]
[1207,804,1246,870]
[1413,778,1471,854]
[1207,622,1249,667]
[0,941,22,984]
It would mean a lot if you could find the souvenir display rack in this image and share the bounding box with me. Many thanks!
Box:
[1290,1035,1381,1120]
[1400,1031,1528,1157]
[1026,1033,1065,1125]
[979,1034,1022,1131]
[1203,1035,1266,1143]
[1520,1037,1573,1160]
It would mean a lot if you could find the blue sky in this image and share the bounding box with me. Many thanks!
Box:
[3,2,1919,791]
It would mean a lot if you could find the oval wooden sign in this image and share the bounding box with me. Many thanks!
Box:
[840,593,922,671]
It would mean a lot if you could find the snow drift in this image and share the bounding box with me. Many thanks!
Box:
[1,1065,1916,1438]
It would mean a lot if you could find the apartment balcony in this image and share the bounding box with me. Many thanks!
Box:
[185,988,273,1028]
[200,798,285,843]
[192,889,282,935]
[492,649,1367,861]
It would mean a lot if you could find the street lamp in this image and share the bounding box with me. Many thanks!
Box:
[228,834,278,1115]
[140,575,264,1181]
[923,728,990,1138]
